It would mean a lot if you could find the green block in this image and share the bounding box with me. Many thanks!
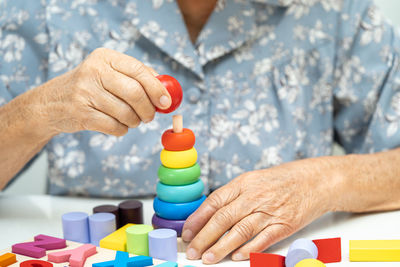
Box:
[126,224,154,256]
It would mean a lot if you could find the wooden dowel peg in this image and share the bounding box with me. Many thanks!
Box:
[172,115,183,133]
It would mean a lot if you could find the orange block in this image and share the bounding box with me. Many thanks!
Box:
[0,253,17,267]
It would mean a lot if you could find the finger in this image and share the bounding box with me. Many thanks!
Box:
[90,85,141,128]
[84,108,128,136]
[146,66,159,76]
[186,196,251,260]
[100,70,155,123]
[201,212,270,264]
[182,180,241,243]
[97,48,171,109]
[231,224,290,261]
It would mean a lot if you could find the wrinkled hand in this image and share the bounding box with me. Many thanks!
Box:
[32,47,171,137]
[182,157,340,264]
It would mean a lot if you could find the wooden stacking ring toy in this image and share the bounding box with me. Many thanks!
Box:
[151,214,185,237]
[161,128,196,151]
[158,163,201,186]
[160,147,197,169]
[156,180,204,203]
[153,195,206,220]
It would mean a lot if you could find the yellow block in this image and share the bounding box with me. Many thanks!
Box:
[160,147,197,169]
[350,240,400,261]
[295,259,326,267]
[99,224,134,252]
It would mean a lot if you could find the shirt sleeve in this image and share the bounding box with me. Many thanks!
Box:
[333,0,400,154]
[0,1,49,183]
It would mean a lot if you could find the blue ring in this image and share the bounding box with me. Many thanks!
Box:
[153,195,206,220]
[156,180,204,203]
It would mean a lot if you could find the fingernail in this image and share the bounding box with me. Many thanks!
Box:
[182,229,193,242]
[159,95,171,108]
[203,252,215,263]
[186,248,199,259]
[232,253,245,261]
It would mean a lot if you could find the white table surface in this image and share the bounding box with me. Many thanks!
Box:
[0,194,400,266]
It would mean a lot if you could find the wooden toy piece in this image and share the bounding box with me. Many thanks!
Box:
[151,214,185,237]
[156,75,183,114]
[295,258,326,267]
[0,253,17,267]
[161,129,196,151]
[92,251,153,267]
[93,205,120,228]
[158,164,201,186]
[126,224,154,256]
[153,195,206,220]
[172,115,183,133]
[285,238,318,267]
[312,237,341,263]
[12,234,66,258]
[62,212,90,243]
[99,223,134,252]
[47,243,97,267]
[156,179,204,203]
[149,229,178,262]
[349,240,400,261]
[89,213,116,246]
[20,260,53,267]
[118,200,144,226]
[250,252,285,267]
[154,262,178,267]
[160,147,197,169]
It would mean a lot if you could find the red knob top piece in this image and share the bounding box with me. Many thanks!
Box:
[156,75,183,113]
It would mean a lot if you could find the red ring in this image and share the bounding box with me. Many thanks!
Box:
[162,128,195,151]
[20,260,53,267]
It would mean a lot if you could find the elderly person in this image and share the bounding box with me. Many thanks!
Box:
[1,0,400,264]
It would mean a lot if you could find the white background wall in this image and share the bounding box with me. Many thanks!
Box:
[4,0,400,195]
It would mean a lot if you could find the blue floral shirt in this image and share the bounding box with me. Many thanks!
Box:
[1,0,399,197]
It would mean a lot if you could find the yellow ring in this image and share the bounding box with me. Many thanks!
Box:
[160,147,197,169]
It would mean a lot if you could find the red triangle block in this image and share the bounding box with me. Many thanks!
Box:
[312,237,341,263]
[250,252,285,267]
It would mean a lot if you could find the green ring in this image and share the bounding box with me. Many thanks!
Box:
[158,163,201,186]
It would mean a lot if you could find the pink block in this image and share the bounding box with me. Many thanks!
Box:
[12,235,66,258]
[48,244,97,267]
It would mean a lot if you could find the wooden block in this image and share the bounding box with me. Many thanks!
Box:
[47,243,97,267]
[12,234,66,258]
[250,252,285,267]
[295,258,325,266]
[155,262,178,267]
[285,238,318,267]
[126,225,154,256]
[99,224,134,252]
[92,251,153,267]
[350,240,400,261]
[312,237,341,263]
[0,253,17,267]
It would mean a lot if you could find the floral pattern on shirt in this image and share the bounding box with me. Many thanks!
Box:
[1,0,399,197]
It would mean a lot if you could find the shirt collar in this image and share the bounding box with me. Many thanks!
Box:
[251,0,293,6]
[131,0,291,78]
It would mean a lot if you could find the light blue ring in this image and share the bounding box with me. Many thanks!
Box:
[156,180,204,203]
[153,195,206,220]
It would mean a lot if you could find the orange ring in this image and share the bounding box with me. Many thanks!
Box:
[161,128,195,151]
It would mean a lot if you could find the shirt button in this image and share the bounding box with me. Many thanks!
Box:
[186,87,201,103]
